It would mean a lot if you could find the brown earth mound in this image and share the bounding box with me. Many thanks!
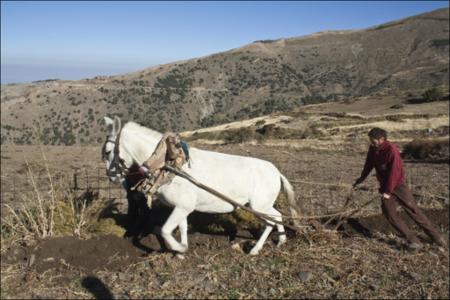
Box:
[3,235,147,273]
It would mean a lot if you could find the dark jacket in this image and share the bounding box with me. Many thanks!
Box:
[125,164,145,188]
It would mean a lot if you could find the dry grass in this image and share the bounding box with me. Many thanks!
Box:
[0,150,125,254]
[1,160,86,251]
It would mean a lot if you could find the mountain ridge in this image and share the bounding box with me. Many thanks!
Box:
[1,7,448,145]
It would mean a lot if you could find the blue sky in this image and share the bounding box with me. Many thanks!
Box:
[1,1,448,84]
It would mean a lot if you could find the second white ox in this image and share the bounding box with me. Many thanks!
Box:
[102,116,300,255]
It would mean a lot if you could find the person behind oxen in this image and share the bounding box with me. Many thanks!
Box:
[123,164,151,237]
[353,127,447,250]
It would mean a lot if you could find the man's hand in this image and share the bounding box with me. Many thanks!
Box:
[382,193,390,199]
[353,177,364,188]
[139,166,152,178]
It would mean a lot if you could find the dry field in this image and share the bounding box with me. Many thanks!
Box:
[1,98,449,299]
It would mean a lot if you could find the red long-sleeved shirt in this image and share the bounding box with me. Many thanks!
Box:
[359,140,405,194]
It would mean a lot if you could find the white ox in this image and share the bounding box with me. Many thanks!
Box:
[102,116,299,255]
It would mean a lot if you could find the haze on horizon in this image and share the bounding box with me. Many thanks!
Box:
[1,1,448,84]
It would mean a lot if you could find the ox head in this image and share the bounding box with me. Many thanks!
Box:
[102,116,126,184]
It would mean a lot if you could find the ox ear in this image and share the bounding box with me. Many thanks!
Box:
[104,116,115,134]
[114,116,122,133]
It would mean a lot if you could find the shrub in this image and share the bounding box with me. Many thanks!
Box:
[402,138,449,160]
[302,94,326,105]
[223,127,256,144]
[385,115,405,122]
[422,88,442,102]
[431,38,449,47]
[255,120,266,126]
[1,159,93,245]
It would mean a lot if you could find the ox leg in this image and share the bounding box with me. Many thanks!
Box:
[179,218,188,248]
[272,207,287,246]
[249,223,273,256]
[161,207,190,253]
[249,207,285,255]
[175,218,189,260]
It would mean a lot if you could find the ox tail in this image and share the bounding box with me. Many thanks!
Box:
[280,174,301,227]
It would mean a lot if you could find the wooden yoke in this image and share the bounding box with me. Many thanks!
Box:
[131,132,187,204]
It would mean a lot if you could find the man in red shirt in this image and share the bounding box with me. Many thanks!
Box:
[354,128,447,250]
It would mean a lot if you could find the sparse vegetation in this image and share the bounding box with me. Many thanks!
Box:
[422,87,443,102]
[2,158,83,243]
[402,138,449,161]
[302,94,327,105]
[390,104,404,109]
[0,150,130,253]
[431,38,449,47]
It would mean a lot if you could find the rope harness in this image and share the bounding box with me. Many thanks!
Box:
[102,128,128,178]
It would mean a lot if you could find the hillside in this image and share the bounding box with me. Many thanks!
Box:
[181,93,449,160]
[1,8,449,145]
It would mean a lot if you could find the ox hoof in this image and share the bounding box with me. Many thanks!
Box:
[176,253,185,260]
[249,248,260,256]
[277,236,287,247]
[176,243,188,254]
